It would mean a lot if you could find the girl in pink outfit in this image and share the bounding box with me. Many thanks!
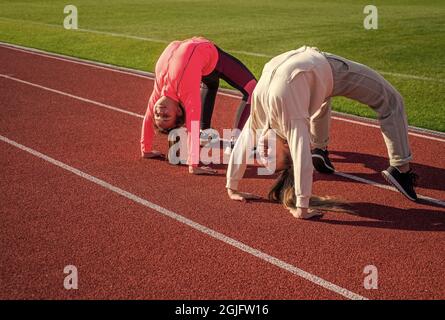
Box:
[141,37,257,175]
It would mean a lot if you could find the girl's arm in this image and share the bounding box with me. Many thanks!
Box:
[226,120,260,200]
[284,118,313,208]
[227,188,261,201]
[178,41,218,174]
[140,83,161,157]
[180,88,216,175]
[181,87,217,174]
[177,49,205,170]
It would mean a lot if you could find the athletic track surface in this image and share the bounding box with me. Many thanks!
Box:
[1,43,444,300]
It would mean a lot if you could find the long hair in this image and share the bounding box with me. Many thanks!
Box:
[268,167,351,212]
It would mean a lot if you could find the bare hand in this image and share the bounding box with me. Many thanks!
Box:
[289,207,323,219]
[142,150,164,159]
[189,165,218,175]
[227,188,261,202]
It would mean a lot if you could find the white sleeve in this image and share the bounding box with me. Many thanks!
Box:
[284,118,313,208]
[226,118,256,190]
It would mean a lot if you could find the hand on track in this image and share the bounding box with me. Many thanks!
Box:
[142,150,165,159]
[227,188,261,202]
[289,207,323,219]
[189,165,218,175]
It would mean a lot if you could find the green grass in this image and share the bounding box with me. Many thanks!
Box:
[0,0,444,131]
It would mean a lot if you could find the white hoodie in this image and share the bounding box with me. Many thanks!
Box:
[226,46,333,208]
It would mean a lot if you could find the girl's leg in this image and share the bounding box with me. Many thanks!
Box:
[310,99,335,173]
[326,54,417,201]
[200,71,220,130]
[310,99,332,150]
[232,100,248,131]
[214,47,257,130]
[326,54,412,167]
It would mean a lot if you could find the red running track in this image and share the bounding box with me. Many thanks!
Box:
[0,44,444,300]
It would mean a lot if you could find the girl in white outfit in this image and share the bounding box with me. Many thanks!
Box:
[226,46,417,219]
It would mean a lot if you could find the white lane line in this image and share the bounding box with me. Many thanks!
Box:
[0,17,444,83]
[2,42,444,142]
[330,116,445,143]
[0,74,143,119]
[2,73,444,207]
[0,17,170,44]
[0,73,230,144]
[378,71,445,83]
[0,134,367,300]
[0,42,151,80]
[335,172,445,208]
[330,111,445,140]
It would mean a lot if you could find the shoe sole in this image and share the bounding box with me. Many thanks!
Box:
[381,170,418,202]
[312,154,335,174]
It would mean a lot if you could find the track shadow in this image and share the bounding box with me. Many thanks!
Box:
[317,202,445,232]
[242,167,281,180]
[329,150,445,193]
[140,158,225,176]
[207,149,445,192]
[205,163,281,180]
[415,198,445,210]
[242,198,274,204]
[315,169,445,210]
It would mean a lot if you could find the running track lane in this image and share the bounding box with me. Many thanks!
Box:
[1,44,444,202]
[0,45,444,299]
[0,140,343,299]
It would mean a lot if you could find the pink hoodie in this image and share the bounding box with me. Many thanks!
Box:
[141,37,219,166]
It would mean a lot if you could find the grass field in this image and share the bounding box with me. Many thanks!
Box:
[0,0,444,131]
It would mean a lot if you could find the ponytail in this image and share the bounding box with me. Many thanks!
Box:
[268,168,295,208]
[268,168,351,212]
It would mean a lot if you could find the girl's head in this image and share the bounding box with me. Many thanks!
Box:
[261,129,350,212]
[268,166,295,208]
[258,129,292,172]
[268,168,350,212]
[259,130,298,207]
[153,96,185,133]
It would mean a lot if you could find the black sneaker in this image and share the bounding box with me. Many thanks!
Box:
[311,148,335,174]
[382,166,418,201]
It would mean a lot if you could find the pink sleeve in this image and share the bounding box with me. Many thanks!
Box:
[175,41,217,166]
[140,82,160,154]
[183,88,201,167]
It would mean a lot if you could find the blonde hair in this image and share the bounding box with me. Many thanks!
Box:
[268,168,352,212]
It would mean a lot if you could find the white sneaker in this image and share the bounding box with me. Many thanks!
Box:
[200,129,219,146]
